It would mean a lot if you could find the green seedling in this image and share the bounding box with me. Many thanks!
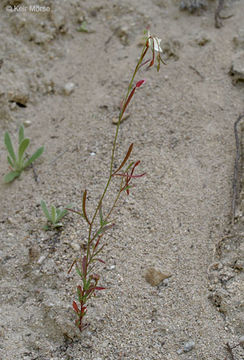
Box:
[4,124,44,183]
[41,200,73,230]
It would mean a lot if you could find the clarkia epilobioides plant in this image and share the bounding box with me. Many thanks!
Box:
[41,200,73,230]
[3,124,44,183]
[68,32,165,331]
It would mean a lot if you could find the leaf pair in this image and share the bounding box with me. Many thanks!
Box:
[4,125,44,183]
[41,200,73,229]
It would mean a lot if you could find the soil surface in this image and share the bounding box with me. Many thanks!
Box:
[0,1,243,359]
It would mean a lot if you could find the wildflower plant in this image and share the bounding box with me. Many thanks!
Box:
[69,32,165,331]
[3,124,44,183]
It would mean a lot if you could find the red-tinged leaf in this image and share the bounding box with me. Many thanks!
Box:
[68,259,77,274]
[65,208,83,217]
[130,160,140,177]
[139,58,151,70]
[73,301,79,313]
[94,234,102,249]
[120,87,136,120]
[112,143,133,175]
[82,256,87,277]
[95,287,106,291]
[96,258,105,264]
[81,306,87,315]
[82,190,90,225]
[128,173,146,179]
[136,79,145,88]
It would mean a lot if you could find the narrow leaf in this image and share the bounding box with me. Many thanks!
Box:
[77,286,83,302]
[82,190,90,224]
[68,259,76,274]
[94,258,105,264]
[94,234,102,250]
[99,204,103,226]
[7,156,14,168]
[18,138,29,163]
[66,208,83,217]
[4,132,16,163]
[82,256,87,277]
[23,146,44,169]
[18,125,24,145]
[73,301,79,313]
[75,265,82,277]
[51,205,57,224]
[113,143,133,175]
[4,171,20,183]
[94,287,106,291]
[41,200,52,222]
[56,208,68,222]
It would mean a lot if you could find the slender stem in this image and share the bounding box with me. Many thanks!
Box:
[88,42,149,233]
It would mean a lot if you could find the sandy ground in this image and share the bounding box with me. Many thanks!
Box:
[0,0,243,359]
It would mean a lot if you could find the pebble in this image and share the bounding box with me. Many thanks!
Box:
[240,335,244,348]
[37,255,46,265]
[23,120,32,127]
[233,28,244,50]
[63,82,75,95]
[108,265,115,270]
[230,51,244,84]
[183,340,195,352]
[145,267,172,286]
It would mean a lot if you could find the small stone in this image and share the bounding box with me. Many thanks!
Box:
[115,26,129,45]
[183,340,195,352]
[194,33,210,46]
[108,265,115,270]
[63,82,75,95]
[23,120,32,127]
[233,28,244,50]
[7,217,14,224]
[239,335,244,347]
[37,255,46,265]
[145,267,172,286]
[230,51,244,84]
[9,102,16,110]
[90,152,96,156]
[177,349,183,355]
[70,242,80,252]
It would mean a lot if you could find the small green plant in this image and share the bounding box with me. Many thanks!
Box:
[41,200,72,230]
[4,124,44,183]
[68,31,165,331]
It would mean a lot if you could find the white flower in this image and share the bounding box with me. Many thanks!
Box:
[148,31,162,53]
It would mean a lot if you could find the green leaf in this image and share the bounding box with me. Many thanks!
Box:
[41,200,52,222]
[56,208,68,222]
[75,266,82,277]
[18,125,24,145]
[18,138,29,164]
[4,171,20,183]
[99,204,103,226]
[7,156,14,168]
[51,205,57,224]
[23,146,44,169]
[4,132,16,164]
[77,21,89,33]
